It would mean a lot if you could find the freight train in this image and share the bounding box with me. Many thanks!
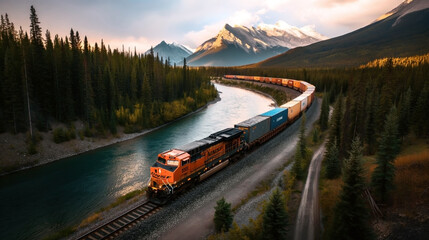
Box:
[147,75,316,202]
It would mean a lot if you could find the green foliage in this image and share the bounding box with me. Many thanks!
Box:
[214,197,233,232]
[292,113,307,179]
[53,126,76,143]
[312,125,320,144]
[325,139,341,179]
[330,137,374,240]
[261,188,288,240]
[329,96,342,150]
[319,92,330,131]
[0,7,217,136]
[371,106,400,203]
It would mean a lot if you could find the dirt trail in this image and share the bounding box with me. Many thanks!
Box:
[294,140,327,240]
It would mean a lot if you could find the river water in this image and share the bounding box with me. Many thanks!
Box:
[0,84,274,240]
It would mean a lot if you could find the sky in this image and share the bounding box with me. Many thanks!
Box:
[0,0,404,52]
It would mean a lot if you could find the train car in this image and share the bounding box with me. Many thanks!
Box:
[254,76,261,82]
[224,75,235,79]
[302,93,312,107]
[288,80,294,88]
[294,95,308,111]
[270,78,276,85]
[260,108,288,130]
[148,128,243,199]
[300,82,308,92]
[234,115,270,145]
[264,77,271,83]
[282,79,288,86]
[280,100,301,121]
[275,78,282,85]
[293,80,301,91]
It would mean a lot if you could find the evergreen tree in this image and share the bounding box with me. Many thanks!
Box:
[262,188,288,240]
[331,136,373,240]
[214,197,233,232]
[398,88,411,139]
[319,91,329,131]
[292,113,307,179]
[371,106,400,203]
[325,139,341,179]
[413,83,429,137]
[329,96,342,149]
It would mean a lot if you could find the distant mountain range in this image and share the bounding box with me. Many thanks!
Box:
[186,22,327,67]
[252,0,429,68]
[146,41,193,65]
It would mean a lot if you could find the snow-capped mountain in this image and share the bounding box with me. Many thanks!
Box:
[375,0,429,26]
[187,22,327,67]
[146,41,193,65]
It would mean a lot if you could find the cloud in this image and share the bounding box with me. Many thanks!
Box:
[1,0,405,52]
[317,0,359,8]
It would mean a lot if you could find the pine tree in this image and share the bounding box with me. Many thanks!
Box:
[331,136,373,240]
[329,96,342,149]
[262,188,288,240]
[371,106,400,203]
[319,91,329,131]
[292,113,307,179]
[214,197,233,232]
[413,83,429,137]
[325,139,340,179]
[398,88,411,139]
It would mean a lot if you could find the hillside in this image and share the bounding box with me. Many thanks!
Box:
[253,0,429,68]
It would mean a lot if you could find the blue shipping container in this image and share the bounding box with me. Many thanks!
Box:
[260,108,288,130]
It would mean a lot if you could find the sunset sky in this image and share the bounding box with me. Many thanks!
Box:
[1,0,403,52]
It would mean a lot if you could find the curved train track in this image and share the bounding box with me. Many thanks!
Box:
[76,201,161,240]
[76,75,315,239]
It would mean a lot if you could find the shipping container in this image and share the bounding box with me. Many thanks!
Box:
[302,93,312,106]
[288,80,294,88]
[280,100,301,121]
[293,80,301,90]
[234,115,270,144]
[260,108,288,130]
[294,95,308,110]
[282,79,288,86]
[300,82,308,92]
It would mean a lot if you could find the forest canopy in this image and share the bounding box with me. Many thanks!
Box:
[0,7,217,136]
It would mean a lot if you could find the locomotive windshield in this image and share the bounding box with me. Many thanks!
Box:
[157,157,166,164]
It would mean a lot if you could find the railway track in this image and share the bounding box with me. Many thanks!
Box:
[76,200,161,240]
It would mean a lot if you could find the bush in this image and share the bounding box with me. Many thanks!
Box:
[53,126,76,143]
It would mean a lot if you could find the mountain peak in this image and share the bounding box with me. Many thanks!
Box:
[146,41,193,64]
[375,0,429,25]
[188,22,326,66]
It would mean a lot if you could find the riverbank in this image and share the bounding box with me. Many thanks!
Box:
[214,77,300,106]
[0,96,220,176]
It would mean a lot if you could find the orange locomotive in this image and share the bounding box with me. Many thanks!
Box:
[148,128,244,200]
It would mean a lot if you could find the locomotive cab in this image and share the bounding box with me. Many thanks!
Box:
[148,149,190,197]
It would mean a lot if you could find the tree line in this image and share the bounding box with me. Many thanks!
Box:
[0,6,217,137]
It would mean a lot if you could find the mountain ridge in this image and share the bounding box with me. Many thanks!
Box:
[187,22,326,67]
[145,41,193,65]
[251,0,429,68]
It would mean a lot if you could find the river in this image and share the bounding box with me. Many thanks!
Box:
[0,84,274,240]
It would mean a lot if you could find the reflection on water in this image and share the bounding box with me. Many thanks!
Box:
[0,84,273,240]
